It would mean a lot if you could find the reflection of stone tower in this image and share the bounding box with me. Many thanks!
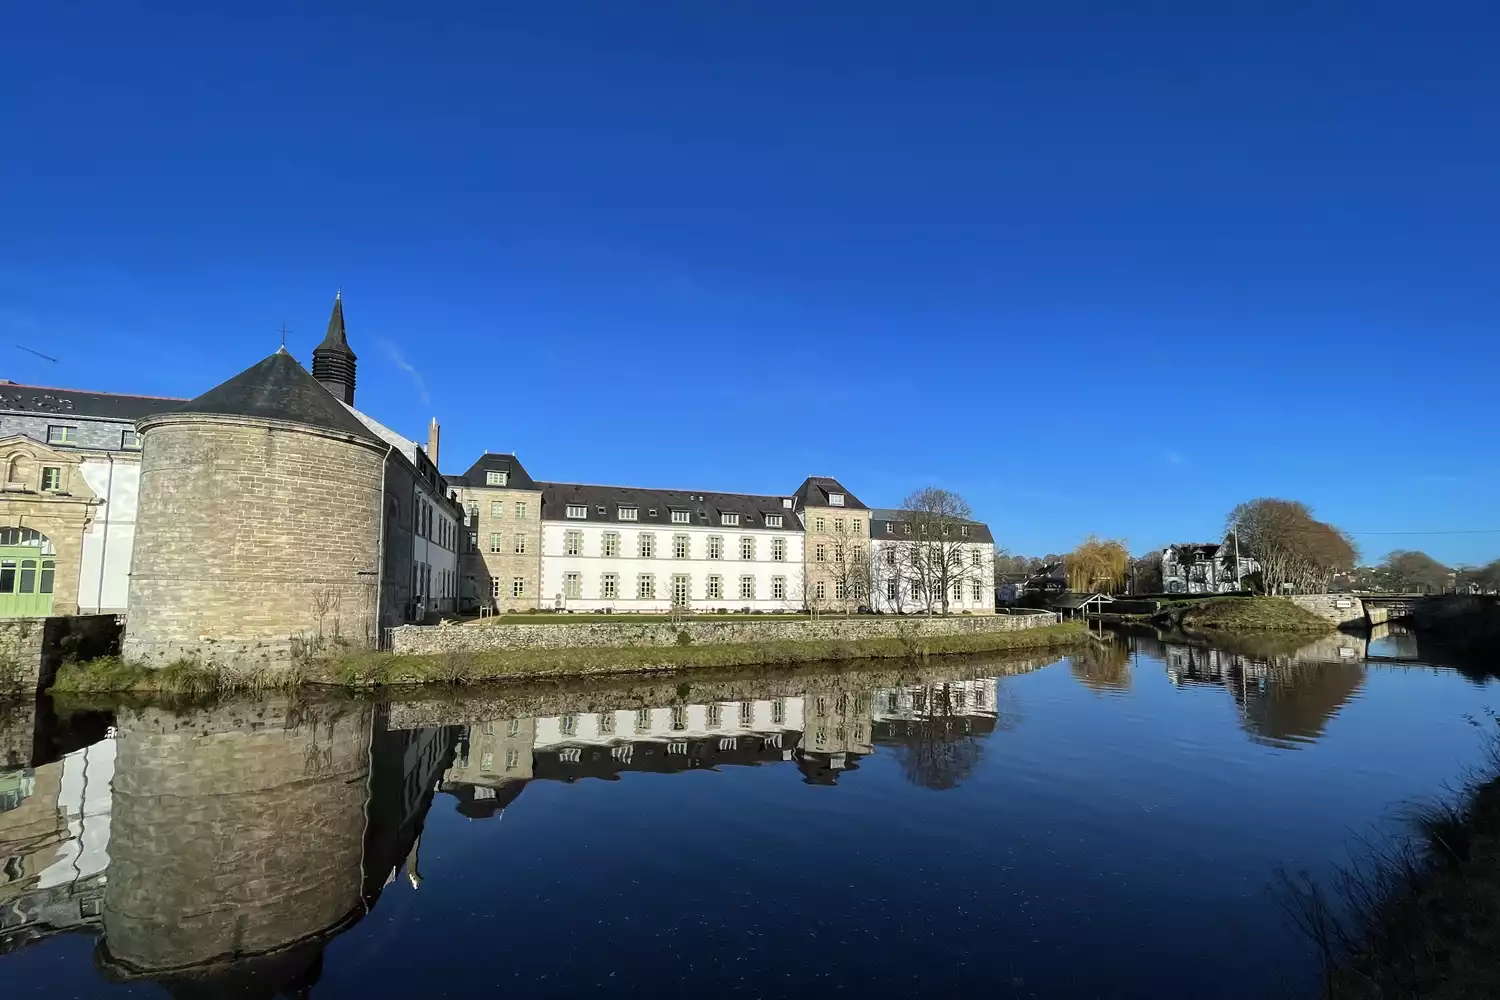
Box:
[795,681,874,785]
[442,718,535,819]
[123,346,389,667]
[99,700,372,977]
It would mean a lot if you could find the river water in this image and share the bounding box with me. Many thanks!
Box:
[0,628,1494,998]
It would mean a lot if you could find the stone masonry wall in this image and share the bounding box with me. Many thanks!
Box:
[391,610,1059,656]
[123,415,387,668]
[1288,594,1368,627]
[101,699,372,973]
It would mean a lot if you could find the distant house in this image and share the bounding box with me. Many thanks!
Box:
[1161,539,1258,594]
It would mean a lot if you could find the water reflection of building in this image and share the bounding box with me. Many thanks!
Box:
[2,697,459,997]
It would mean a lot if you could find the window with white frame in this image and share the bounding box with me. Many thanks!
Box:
[671,510,690,524]
[739,537,754,560]
[886,580,898,601]
[829,493,845,506]
[885,522,894,534]
[515,501,528,519]
[120,429,141,450]
[771,537,785,561]
[961,525,970,537]
[486,470,508,486]
[707,536,723,559]
[564,530,583,556]
[772,576,786,600]
[885,548,896,566]
[814,517,825,532]
[468,531,478,551]
[489,532,502,553]
[815,543,826,562]
[911,580,921,599]
[707,575,723,600]
[903,524,912,535]
[491,501,504,518]
[739,576,755,600]
[972,550,982,566]
[720,512,739,526]
[671,574,690,606]
[835,580,847,600]
[512,577,525,598]
[853,519,861,534]
[514,535,527,554]
[491,579,502,600]
[566,504,588,519]
[637,574,654,599]
[953,581,964,601]
[563,572,582,599]
[834,543,845,563]
[673,534,690,559]
[971,580,983,602]
[765,514,783,528]
[602,532,620,557]
[834,517,845,534]
[815,581,826,600]
[618,506,638,521]
[46,425,75,444]
[41,467,62,491]
[638,533,655,558]
[601,573,618,599]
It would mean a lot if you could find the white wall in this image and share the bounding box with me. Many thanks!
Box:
[412,489,461,612]
[39,739,114,888]
[76,456,139,613]
[540,520,805,612]
[532,698,807,746]
[868,537,994,614]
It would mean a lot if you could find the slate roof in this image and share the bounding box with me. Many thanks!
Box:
[0,382,185,421]
[170,350,382,442]
[314,291,357,360]
[448,453,541,491]
[537,481,802,531]
[1167,542,1222,561]
[792,476,868,511]
[868,508,995,544]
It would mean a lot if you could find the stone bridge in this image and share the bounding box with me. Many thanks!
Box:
[1288,594,1425,627]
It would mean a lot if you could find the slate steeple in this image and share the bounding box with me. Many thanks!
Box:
[312,289,358,405]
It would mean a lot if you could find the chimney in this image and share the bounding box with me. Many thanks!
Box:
[427,417,440,468]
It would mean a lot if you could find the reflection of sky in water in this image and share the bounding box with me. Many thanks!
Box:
[0,642,1493,1000]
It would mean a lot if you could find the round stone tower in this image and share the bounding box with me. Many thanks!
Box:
[122,347,389,668]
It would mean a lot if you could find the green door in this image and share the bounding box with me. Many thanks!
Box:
[0,546,54,617]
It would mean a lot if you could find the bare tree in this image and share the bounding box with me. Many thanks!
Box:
[872,541,910,614]
[900,487,978,615]
[825,523,874,615]
[1227,498,1357,594]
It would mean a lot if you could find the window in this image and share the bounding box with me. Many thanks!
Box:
[602,532,620,557]
[815,517,825,532]
[886,580,898,601]
[961,525,970,537]
[972,550,982,567]
[885,522,894,534]
[720,512,739,526]
[618,506,638,521]
[771,576,786,600]
[707,575,723,600]
[560,714,578,736]
[834,517,845,534]
[707,536,723,559]
[671,510,690,524]
[515,501,528,519]
[566,504,588,519]
[601,573,618,599]
[467,502,479,522]
[505,748,520,771]
[829,493,845,506]
[911,580,921,600]
[885,548,896,566]
[815,543,826,562]
[480,752,494,773]
[563,572,581,599]
[835,581,847,600]
[120,429,141,450]
[638,533,655,558]
[40,467,62,491]
[489,532,502,553]
[46,425,75,445]
[671,706,688,732]
[771,537,786,561]
[903,524,912,535]
[468,531,478,551]
[972,580,983,602]
[600,713,616,735]
[740,701,754,726]
[512,577,525,599]
[514,535,527,554]
[739,576,755,600]
[739,537,755,560]
[834,543,845,563]
[707,703,722,728]
[765,514,783,528]
[671,574,690,606]
[772,699,786,724]
[491,501,504,518]
[853,519,861,534]
[564,530,583,556]
[636,708,651,732]
[814,581,826,600]
[637,574,654,599]
[673,534,690,559]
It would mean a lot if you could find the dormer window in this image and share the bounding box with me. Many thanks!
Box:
[121,430,142,450]
[647,509,657,518]
[765,514,783,528]
[618,506,638,521]
[961,525,970,537]
[486,470,508,486]
[782,498,793,509]
[565,504,588,519]
[885,523,894,534]
[671,510,690,524]
[721,513,740,527]
[828,493,845,506]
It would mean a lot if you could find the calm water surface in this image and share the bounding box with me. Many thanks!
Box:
[0,628,1494,998]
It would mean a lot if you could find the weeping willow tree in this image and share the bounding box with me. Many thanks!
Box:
[1065,535,1129,593]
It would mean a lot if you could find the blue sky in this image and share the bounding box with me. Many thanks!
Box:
[3,3,1497,563]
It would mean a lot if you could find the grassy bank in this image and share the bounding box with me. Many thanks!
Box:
[1285,716,1500,999]
[48,622,1089,694]
[1157,596,1334,633]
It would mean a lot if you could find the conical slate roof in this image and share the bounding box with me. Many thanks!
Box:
[314,292,357,360]
[171,350,381,442]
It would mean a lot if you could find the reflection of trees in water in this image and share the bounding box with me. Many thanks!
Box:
[890,682,1018,791]
[1069,636,1132,694]
[1236,661,1365,748]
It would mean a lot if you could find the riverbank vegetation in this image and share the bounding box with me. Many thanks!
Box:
[48,622,1089,694]
[1155,596,1333,633]
[1282,714,1500,999]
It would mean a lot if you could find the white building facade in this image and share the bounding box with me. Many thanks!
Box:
[867,510,995,615]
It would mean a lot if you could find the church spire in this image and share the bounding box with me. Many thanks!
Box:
[312,289,357,405]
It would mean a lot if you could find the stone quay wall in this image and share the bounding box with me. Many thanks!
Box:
[391,611,1060,656]
[0,614,120,696]
[1288,594,1369,627]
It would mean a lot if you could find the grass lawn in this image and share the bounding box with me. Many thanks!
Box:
[1173,596,1333,632]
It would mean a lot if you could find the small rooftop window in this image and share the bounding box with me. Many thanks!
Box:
[828,493,845,506]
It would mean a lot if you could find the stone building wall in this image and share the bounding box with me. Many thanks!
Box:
[457,485,543,611]
[1287,594,1368,626]
[122,415,387,667]
[391,609,1059,655]
[101,699,373,974]
[799,509,870,613]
